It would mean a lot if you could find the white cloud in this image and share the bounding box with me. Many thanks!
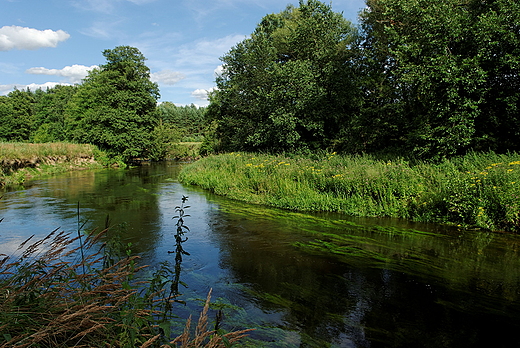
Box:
[150,69,185,85]
[0,82,72,95]
[214,65,224,77]
[0,26,70,51]
[191,87,217,101]
[80,20,125,39]
[26,65,98,84]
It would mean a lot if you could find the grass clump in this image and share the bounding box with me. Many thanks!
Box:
[0,227,251,347]
[179,151,520,232]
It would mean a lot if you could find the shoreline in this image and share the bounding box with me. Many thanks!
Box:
[179,151,520,233]
[0,143,103,187]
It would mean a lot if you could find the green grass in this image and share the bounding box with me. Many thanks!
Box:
[0,142,97,161]
[0,142,104,186]
[179,151,520,232]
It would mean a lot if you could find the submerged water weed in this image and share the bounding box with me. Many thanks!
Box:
[179,151,520,232]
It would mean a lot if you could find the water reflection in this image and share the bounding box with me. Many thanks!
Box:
[204,200,520,347]
[1,163,520,347]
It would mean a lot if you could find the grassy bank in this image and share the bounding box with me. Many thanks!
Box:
[179,152,520,232]
[0,142,103,187]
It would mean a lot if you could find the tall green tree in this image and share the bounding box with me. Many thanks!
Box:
[156,102,206,136]
[66,46,160,160]
[358,0,520,159]
[0,89,36,142]
[208,0,359,152]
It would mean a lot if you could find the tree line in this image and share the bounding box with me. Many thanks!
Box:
[0,46,206,162]
[207,0,520,160]
[1,0,518,162]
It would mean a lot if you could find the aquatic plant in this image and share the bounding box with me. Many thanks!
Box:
[168,195,191,297]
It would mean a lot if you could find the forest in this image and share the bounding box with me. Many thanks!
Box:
[1,0,519,163]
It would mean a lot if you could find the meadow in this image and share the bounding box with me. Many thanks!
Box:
[179,151,520,232]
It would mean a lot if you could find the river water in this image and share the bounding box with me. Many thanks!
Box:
[1,162,520,347]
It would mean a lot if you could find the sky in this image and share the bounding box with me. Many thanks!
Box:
[0,0,366,107]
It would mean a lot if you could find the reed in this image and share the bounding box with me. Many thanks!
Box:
[0,224,251,347]
[179,151,520,232]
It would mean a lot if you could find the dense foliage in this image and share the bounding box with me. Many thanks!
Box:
[66,46,160,161]
[354,0,520,159]
[207,0,520,159]
[208,0,359,152]
[156,102,207,141]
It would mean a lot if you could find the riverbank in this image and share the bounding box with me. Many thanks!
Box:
[0,142,103,187]
[179,151,520,232]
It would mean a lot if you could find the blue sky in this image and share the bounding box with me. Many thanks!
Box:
[0,0,366,106]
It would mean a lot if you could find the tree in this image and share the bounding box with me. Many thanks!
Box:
[0,89,36,142]
[32,85,78,143]
[357,0,520,159]
[66,46,160,161]
[208,0,359,152]
[156,102,207,137]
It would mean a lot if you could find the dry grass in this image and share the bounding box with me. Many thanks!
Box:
[0,227,252,347]
[165,289,254,348]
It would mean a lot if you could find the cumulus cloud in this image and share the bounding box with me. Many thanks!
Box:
[0,26,70,51]
[214,65,225,77]
[191,87,217,101]
[26,65,98,83]
[150,69,185,85]
[0,82,71,95]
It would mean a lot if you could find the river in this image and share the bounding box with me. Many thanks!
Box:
[1,162,520,347]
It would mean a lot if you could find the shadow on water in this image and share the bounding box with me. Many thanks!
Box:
[1,162,520,347]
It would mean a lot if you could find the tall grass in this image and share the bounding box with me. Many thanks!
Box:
[179,152,520,232]
[0,142,103,186]
[0,142,97,162]
[0,226,252,347]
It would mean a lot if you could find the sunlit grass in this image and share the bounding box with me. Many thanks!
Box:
[0,142,97,161]
[0,142,102,187]
[179,151,520,232]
